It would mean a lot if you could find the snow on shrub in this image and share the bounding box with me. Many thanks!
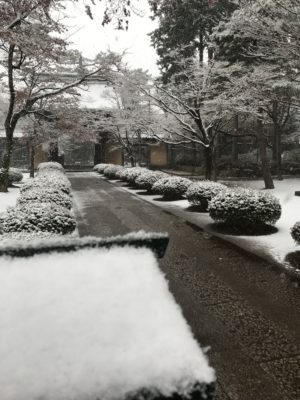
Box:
[93,163,106,172]
[0,246,215,400]
[186,181,226,211]
[0,203,76,235]
[115,167,128,180]
[135,171,168,192]
[152,177,192,200]
[0,168,23,186]
[209,188,282,227]
[103,165,123,179]
[8,168,23,184]
[21,174,71,195]
[94,163,114,174]
[20,176,71,194]
[118,168,132,181]
[125,167,147,185]
[0,231,66,242]
[291,222,300,244]
[37,162,64,173]
[18,188,72,210]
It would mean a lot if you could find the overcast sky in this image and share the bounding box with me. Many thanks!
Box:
[63,0,159,76]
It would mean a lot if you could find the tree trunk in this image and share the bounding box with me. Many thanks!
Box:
[192,142,197,174]
[0,131,14,192]
[272,101,283,180]
[30,141,35,178]
[257,113,274,189]
[49,142,59,162]
[232,115,239,164]
[212,152,217,182]
[129,154,135,167]
[204,146,213,180]
[276,127,282,180]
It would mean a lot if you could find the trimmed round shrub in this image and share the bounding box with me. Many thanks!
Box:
[0,203,76,235]
[21,174,71,195]
[124,167,147,185]
[9,168,23,184]
[152,177,192,200]
[94,163,114,174]
[186,181,226,211]
[0,168,23,186]
[37,162,64,173]
[93,163,106,172]
[18,188,72,209]
[135,171,168,192]
[209,188,282,227]
[291,222,300,244]
[115,167,129,180]
[103,165,123,179]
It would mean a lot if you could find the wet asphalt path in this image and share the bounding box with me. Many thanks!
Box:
[68,172,300,400]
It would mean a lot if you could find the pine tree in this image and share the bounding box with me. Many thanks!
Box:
[149,0,237,82]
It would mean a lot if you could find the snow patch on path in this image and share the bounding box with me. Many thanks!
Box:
[0,173,30,213]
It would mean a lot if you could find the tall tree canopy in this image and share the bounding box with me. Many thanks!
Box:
[148,0,237,82]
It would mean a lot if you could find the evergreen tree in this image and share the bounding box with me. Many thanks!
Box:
[149,0,237,82]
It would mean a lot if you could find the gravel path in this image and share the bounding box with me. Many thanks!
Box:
[68,172,300,400]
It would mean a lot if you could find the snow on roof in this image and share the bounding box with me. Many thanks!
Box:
[78,82,114,110]
[0,246,214,400]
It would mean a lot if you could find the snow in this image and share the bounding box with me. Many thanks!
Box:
[0,246,214,400]
[0,187,19,213]
[0,173,30,213]
[115,177,300,274]
[222,179,300,266]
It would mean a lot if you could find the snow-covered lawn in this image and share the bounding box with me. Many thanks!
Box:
[114,177,300,275]
[0,173,30,213]
[0,246,214,400]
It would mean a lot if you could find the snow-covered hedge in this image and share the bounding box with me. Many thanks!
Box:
[115,167,128,180]
[21,172,71,195]
[152,177,192,200]
[37,161,65,174]
[291,222,300,244]
[135,171,168,192]
[0,203,76,235]
[94,163,114,174]
[209,188,282,227]
[124,167,147,185]
[186,181,226,211]
[103,165,123,179]
[18,188,72,210]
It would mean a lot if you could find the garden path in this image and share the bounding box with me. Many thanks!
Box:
[68,172,300,400]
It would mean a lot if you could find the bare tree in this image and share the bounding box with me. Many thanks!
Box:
[0,1,119,191]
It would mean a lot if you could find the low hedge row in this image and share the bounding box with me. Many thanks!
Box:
[93,164,291,234]
[0,162,76,237]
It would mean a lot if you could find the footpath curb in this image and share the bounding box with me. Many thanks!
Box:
[104,178,300,285]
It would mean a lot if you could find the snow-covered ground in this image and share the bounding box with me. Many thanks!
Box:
[0,246,214,400]
[0,173,30,213]
[114,177,300,276]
